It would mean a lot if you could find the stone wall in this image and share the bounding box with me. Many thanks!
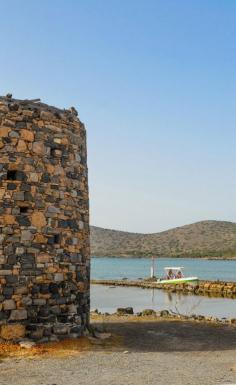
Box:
[0,95,90,341]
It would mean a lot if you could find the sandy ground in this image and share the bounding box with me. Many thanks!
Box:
[1,317,236,385]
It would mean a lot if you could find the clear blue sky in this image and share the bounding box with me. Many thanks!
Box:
[0,0,236,233]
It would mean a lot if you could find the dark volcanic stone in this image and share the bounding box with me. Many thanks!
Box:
[40,284,49,294]
[24,192,33,201]
[7,170,27,181]
[16,121,27,129]
[68,219,78,230]
[56,297,67,305]
[66,171,78,179]
[31,285,40,294]
[76,272,84,281]
[39,314,56,323]
[19,255,35,263]
[71,326,82,334]
[7,183,17,190]
[47,237,55,245]
[0,311,8,320]
[21,263,35,269]
[21,183,31,191]
[2,264,12,269]
[57,314,69,323]
[3,287,14,298]
[7,255,17,265]
[38,306,50,317]
[49,283,59,294]
[45,195,55,203]
[5,275,18,284]
[35,200,45,208]
[58,219,68,228]
[41,173,51,183]
[16,216,31,226]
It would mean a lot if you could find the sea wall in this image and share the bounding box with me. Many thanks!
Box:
[0,95,90,341]
[91,279,236,298]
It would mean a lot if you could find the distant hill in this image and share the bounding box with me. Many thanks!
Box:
[90,220,236,258]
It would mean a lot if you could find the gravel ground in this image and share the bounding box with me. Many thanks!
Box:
[0,318,236,385]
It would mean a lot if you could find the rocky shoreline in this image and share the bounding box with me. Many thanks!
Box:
[91,307,236,326]
[91,278,236,298]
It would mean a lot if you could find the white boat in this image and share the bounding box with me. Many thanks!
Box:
[157,267,199,286]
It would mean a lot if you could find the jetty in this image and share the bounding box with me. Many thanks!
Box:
[91,278,236,298]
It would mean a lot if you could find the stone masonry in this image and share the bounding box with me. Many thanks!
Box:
[0,95,90,341]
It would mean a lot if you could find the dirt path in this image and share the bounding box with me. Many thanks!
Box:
[0,318,236,385]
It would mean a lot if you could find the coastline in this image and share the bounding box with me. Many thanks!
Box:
[92,254,236,260]
[91,278,236,298]
[91,308,236,324]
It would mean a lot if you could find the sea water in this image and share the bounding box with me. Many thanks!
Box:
[91,257,236,281]
[91,284,236,318]
[91,257,236,318]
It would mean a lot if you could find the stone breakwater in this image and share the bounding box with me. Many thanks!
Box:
[0,95,90,342]
[91,279,236,298]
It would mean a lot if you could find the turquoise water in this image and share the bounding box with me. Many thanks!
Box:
[91,257,236,318]
[91,284,236,318]
[91,257,236,281]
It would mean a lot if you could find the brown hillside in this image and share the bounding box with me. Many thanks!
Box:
[90,220,236,258]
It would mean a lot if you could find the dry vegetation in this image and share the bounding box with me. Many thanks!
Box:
[90,220,236,258]
[0,338,92,359]
[0,336,121,360]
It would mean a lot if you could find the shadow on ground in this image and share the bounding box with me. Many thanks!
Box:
[93,320,236,353]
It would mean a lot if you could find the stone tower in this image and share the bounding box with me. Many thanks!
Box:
[0,95,90,341]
